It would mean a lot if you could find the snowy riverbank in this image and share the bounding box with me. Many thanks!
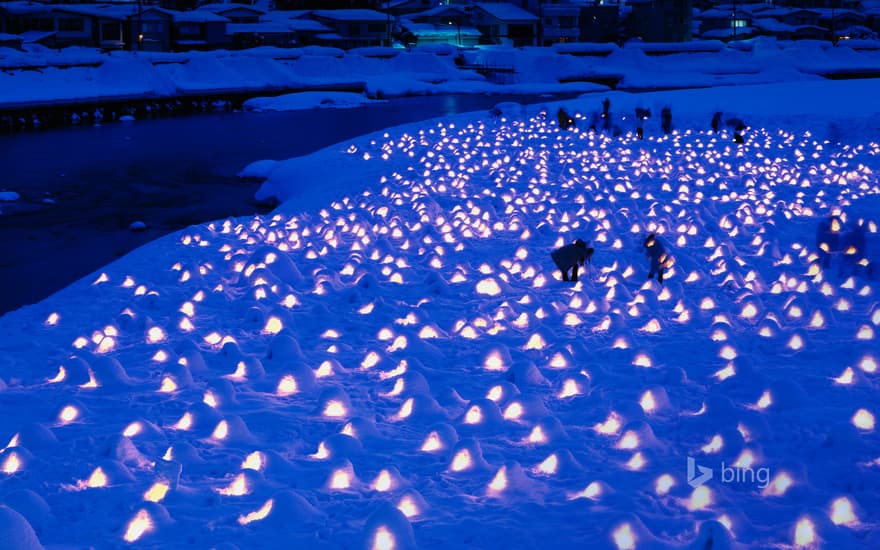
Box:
[3,38,880,110]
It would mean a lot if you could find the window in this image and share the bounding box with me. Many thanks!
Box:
[58,17,85,32]
[178,23,200,36]
[142,21,166,33]
[731,19,747,28]
[101,22,122,40]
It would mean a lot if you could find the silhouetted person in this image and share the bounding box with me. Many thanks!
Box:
[644,233,671,283]
[588,111,599,132]
[602,98,611,131]
[728,117,746,144]
[557,107,575,130]
[661,107,672,134]
[816,215,842,268]
[711,111,722,133]
[552,239,594,283]
[635,107,650,140]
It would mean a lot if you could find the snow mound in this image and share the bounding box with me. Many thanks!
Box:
[0,505,43,550]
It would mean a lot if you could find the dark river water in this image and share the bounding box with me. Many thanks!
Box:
[0,93,576,315]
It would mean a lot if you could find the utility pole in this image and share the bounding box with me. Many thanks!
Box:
[135,0,143,52]
[732,0,737,40]
[386,0,391,47]
[538,0,543,46]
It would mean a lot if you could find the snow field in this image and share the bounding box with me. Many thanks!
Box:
[1,84,880,548]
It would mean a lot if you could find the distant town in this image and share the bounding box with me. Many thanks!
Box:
[1,0,878,53]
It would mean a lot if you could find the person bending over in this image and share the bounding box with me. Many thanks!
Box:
[552,239,594,282]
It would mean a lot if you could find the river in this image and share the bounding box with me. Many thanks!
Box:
[0,93,576,315]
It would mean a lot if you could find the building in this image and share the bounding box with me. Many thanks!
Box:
[0,1,54,35]
[628,0,693,42]
[471,2,538,46]
[308,9,391,48]
[579,4,620,43]
[171,9,229,51]
[402,5,481,46]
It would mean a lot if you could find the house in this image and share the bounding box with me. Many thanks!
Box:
[814,8,866,38]
[398,18,481,46]
[262,10,331,46]
[697,7,752,39]
[760,7,822,27]
[0,1,54,35]
[133,7,174,51]
[628,0,693,42]
[403,5,481,46]
[535,1,581,45]
[170,10,228,51]
[308,9,390,48]
[51,4,133,50]
[470,2,538,47]
[579,5,620,43]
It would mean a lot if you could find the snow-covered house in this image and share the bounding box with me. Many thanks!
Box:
[402,5,481,47]
[308,9,391,49]
[0,1,54,35]
[532,0,581,46]
[697,7,753,39]
[628,0,693,42]
[52,4,138,50]
[261,10,331,46]
[170,9,228,51]
[134,7,174,51]
[471,2,538,47]
[764,7,822,27]
[814,8,866,36]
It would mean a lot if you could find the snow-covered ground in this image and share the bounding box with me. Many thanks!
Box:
[2,78,880,549]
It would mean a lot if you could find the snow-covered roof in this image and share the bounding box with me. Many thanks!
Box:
[260,10,311,22]
[0,32,22,41]
[285,18,328,32]
[473,2,539,22]
[753,17,797,32]
[811,8,865,21]
[311,9,389,22]
[759,7,820,17]
[172,11,228,23]
[53,4,137,20]
[702,26,753,38]
[197,3,266,15]
[0,2,51,15]
[699,9,734,19]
